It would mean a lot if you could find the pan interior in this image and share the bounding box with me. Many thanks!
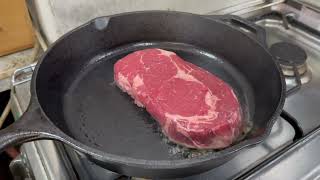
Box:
[63,42,254,160]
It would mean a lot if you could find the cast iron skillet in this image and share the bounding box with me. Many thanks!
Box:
[0,11,285,178]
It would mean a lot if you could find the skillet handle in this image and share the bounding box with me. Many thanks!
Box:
[205,15,267,47]
[0,104,56,153]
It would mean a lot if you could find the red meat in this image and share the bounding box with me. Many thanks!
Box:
[114,48,242,149]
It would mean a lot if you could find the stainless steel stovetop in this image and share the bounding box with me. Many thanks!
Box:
[9,1,320,179]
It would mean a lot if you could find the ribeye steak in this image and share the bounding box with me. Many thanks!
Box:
[114,48,242,149]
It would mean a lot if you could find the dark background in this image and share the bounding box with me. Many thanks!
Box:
[0,90,14,180]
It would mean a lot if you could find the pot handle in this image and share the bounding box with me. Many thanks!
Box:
[0,104,57,153]
[205,15,267,47]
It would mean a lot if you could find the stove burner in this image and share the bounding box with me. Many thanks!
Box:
[270,42,308,76]
[270,42,307,66]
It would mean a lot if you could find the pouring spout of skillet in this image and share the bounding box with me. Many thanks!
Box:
[0,11,285,178]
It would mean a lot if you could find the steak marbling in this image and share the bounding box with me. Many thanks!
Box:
[114,48,242,149]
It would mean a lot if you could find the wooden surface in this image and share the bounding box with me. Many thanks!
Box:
[0,0,34,56]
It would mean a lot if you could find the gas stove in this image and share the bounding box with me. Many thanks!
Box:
[9,1,320,179]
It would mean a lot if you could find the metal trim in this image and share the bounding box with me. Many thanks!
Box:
[11,63,36,88]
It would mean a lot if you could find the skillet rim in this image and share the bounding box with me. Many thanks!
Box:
[32,10,286,169]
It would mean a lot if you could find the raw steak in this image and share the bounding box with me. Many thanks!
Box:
[114,48,242,149]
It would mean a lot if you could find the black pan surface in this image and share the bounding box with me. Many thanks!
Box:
[63,42,254,160]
